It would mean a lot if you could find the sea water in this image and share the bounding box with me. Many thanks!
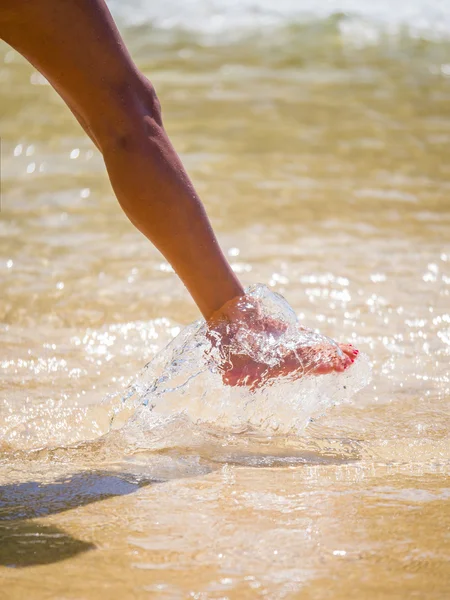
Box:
[113,285,371,448]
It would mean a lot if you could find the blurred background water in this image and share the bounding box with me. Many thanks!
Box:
[1,0,450,598]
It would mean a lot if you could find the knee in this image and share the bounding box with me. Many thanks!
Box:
[95,76,163,154]
[132,76,163,127]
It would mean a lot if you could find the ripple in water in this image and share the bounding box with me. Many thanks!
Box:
[113,285,371,446]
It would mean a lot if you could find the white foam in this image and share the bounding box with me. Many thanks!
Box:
[108,0,450,37]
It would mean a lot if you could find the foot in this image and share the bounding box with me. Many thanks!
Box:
[208,295,359,390]
[221,340,358,389]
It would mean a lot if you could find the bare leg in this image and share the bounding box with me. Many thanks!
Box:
[0,0,244,319]
[0,0,358,386]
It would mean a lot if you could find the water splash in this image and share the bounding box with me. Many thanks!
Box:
[114,285,371,444]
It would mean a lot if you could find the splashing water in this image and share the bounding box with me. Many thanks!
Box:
[114,285,371,443]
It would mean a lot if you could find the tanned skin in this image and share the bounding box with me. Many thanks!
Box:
[0,0,358,387]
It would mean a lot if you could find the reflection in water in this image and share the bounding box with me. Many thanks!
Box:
[0,2,450,598]
[0,471,153,521]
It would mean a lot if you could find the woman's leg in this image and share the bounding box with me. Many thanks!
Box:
[0,0,358,384]
[0,0,244,319]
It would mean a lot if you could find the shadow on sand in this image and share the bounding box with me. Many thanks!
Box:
[0,470,153,568]
[0,438,360,568]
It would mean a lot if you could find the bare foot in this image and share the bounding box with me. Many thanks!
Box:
[208,295,359,390]
[220,341,358,389]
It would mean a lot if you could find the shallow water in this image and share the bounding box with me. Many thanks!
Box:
[1,1,450,598]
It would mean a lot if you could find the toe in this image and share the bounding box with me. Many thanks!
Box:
[339,343,359,360]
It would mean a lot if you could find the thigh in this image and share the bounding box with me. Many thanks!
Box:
[0,0,143,139]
